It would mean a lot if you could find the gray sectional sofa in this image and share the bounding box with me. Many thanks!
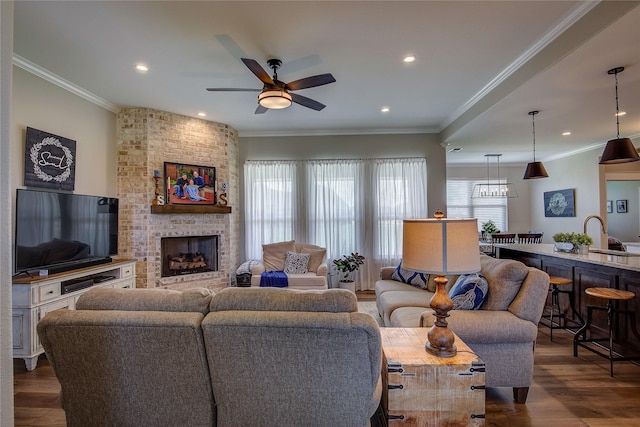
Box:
[376,254,549,403]
[37,287,381,427]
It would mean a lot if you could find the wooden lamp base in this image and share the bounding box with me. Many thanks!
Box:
[425,274,457,358]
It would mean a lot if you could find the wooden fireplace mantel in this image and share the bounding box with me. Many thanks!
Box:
[150,205,232,214]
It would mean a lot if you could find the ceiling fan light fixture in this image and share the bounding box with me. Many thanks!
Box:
[523,110,549,179]
[599,66,639,164]
[258,89,292,109]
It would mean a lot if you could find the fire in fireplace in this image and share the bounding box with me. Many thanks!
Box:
[161,235,219,277]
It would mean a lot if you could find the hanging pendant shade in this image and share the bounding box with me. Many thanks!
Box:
[523,161,549,179]
[599,67,639,164]
[522,111,549,179]
[523,110,549,179]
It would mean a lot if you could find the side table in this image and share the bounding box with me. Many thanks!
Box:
[380,328,485,425]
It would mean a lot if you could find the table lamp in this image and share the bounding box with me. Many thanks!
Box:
[402,211,480,357]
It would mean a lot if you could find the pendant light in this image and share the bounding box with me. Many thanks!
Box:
[599,66,639,164]
[523,110,549,179]
[472,154,518,198]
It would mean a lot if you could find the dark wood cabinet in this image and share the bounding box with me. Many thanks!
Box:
[498,246,640,355]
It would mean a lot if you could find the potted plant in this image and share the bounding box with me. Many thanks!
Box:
[333,252,365,292]
[553,232,593,254]
[553,232,575,252]
[572,233,594,255]
[481,220,499,240]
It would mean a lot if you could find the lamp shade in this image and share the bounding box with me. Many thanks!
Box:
[599,137,640,164]
[402,218,480,275]
[522,161,549,179]
[258,89,292,109]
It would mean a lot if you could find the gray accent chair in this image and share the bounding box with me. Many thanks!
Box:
[375,254,549,404]
[37,288,216,427]
[203,287,382,427]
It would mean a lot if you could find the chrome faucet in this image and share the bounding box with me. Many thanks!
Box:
[583,215,607,235]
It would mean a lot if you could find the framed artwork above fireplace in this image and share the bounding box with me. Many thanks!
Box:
[164,162,216,205]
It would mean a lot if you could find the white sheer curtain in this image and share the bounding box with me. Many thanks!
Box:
[244,161,298,260]
[244,157,427,289]
[306,159,365,274]
[371,158,428,278]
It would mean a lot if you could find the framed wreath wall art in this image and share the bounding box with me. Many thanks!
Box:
[24,127,76,191]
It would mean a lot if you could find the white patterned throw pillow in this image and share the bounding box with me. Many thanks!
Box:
[283,251,310,274]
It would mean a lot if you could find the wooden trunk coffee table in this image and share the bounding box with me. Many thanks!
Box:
[380,328,486,426]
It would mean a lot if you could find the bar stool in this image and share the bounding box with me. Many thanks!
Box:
[573,287,640,376]
[540,276,584,341]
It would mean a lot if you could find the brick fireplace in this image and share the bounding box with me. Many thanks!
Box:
[116,108,239,291]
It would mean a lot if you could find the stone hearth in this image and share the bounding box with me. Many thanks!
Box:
[116,108,239,291]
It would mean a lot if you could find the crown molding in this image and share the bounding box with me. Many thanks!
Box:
[13,54,120,113]
[238,126,438,138]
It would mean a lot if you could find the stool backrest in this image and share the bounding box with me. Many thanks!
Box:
[517,233,543,244]
[491,233,516,244]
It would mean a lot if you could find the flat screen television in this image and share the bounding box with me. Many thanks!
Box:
[14,189,119,275]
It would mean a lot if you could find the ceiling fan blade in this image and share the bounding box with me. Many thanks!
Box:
[290,93,326,111]
[241,58,274,85]
[254,104,268,114]
[206,88,261,92]
[286,73,336,91]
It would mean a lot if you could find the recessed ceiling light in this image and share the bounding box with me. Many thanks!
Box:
[615,111,627,117]
[135,64,148,72]
[381,107,390,113]
[198,112,206,117]
[562,131,572,136]
[403,55,416,63]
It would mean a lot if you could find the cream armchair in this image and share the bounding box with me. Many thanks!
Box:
[249,241,328,289]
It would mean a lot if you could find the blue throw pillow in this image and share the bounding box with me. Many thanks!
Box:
[391,263,429,290]
[448,273,489,310]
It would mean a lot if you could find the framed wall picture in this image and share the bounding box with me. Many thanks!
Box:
[607,200,613,213]
[24,127,76,191]
[616,199,628,213]
[164,162,216,205]
[543,188,575,217]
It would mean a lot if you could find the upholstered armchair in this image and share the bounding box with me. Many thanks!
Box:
[249,240,328,289]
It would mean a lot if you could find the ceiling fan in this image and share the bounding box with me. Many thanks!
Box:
[206,58,336,114]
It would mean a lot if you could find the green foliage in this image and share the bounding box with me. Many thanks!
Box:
[553,232,593,246]
[482,220,499,234]
[333,253,365,280]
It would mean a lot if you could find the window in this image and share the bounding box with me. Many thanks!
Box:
[245,158,427,289]
[447,178,508,232]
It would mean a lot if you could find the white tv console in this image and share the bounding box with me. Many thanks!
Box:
[12,259,136,370]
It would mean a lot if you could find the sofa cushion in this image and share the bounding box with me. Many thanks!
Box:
[301,247,326,273]
[479,254,529,310]
[449,273,489,310]
[391,264,429,290]
[75,287,214,315]
[262,240,296,271]
[283,251,310,274]
[211,287,357,313]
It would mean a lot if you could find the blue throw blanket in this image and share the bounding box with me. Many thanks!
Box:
[259,271,288,287]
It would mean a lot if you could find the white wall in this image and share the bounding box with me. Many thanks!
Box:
[239,133,445,260]
[446,164,533,233]
[606,181,640,242]
[529,148,603,246]
[1,2,14,424]
[11,67,117,202]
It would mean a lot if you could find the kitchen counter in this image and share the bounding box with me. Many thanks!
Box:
[497,243,640,355]
[495,243,640,272]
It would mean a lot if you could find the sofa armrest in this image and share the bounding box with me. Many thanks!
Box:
[420,309,539,344]
[316,262,328,277]
[380,266,396,280]
[250,262,266,275]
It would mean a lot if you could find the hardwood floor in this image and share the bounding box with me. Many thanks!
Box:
[13,298,640,426]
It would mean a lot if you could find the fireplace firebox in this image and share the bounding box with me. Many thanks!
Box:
[161,235,218,277]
